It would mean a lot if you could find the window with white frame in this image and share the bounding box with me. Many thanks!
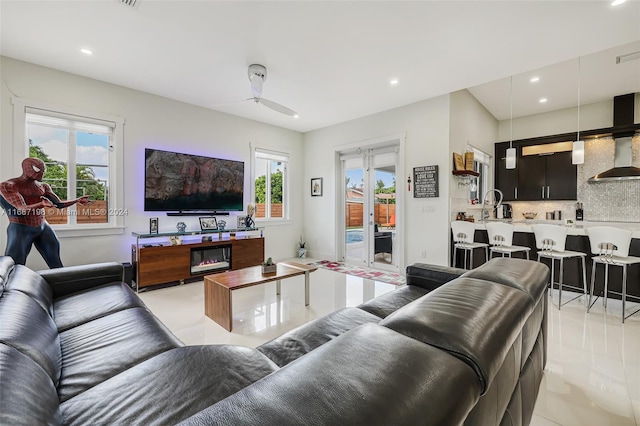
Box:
[468,147,491,203]
[12,99,125,234]
[253,148,289,220]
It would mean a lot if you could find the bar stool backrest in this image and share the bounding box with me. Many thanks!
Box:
[486,222,514,247]
[586,226,632,257]
[451,221,477,244]
[532,224,568,252]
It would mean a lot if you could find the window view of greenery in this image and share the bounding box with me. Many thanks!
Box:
[254,158,285,219]
[27,119,110,224]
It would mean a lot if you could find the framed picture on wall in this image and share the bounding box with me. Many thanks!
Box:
[311,177,323,196]
[237,215,247,228]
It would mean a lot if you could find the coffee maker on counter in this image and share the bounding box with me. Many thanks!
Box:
[575,202,584,221]
[495,203,512,219]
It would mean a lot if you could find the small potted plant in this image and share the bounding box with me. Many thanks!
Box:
[298,235,307,259]
[261,257,277,274]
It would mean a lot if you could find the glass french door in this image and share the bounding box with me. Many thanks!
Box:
[341,147,398,272]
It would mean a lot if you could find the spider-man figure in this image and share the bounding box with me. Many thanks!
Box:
[0,158,91,268]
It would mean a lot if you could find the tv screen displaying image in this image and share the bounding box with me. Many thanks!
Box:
[144,148,244,212]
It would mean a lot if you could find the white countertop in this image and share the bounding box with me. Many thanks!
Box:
[474,220,640,238]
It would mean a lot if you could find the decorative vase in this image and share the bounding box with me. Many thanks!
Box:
[298,248,307,259]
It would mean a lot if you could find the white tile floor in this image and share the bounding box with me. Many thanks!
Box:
[139,262,640,426]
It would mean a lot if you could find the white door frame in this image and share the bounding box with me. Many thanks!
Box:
[334,133,405,272]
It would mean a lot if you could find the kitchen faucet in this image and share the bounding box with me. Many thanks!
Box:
[481,189,504,221]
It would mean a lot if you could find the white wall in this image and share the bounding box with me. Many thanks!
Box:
[0,57,304,269]
[303,95,452,268]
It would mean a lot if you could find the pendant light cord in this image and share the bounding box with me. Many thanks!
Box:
[577,57,581,141]
[509,76,513,148]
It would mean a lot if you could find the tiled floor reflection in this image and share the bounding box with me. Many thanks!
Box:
[139,265,640,426]
[532,290,640,426]
[138,258,397,348]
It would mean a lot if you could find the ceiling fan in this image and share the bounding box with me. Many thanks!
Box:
[247,64,298,117]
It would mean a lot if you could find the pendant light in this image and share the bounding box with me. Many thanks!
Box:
[506,76,516,169]
[572,57,585,164]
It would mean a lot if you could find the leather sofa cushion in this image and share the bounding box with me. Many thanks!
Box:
[357,285,429,318]
[60,345,278,425]
[406,262,466,290]
[381,278,531,394]
[180,324,482,426]
[0,291,61,385]
[53,282,146,332]
[39,261,123,298]
[257,307,381,367]
[57,306,182,402]
[4,265,53,316]
[462,258,549,308]
[0,344,62,425]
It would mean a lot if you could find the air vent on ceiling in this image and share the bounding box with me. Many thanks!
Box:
[119,0,141,9]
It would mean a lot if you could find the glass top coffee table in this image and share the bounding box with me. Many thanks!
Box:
[204,261,317,331]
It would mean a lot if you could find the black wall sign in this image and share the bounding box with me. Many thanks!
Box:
[413,165,439,198]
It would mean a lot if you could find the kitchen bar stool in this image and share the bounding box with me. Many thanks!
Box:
[586,226,640,323]
[532,224,588,310]
[485,222,530,260]
[451,221,488,270]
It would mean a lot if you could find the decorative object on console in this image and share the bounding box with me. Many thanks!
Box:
[202,236,212,242]
[298,235,307,259]
[237,215,247,228]
[311,177,323,196]
[218,220,226,230]
[261,257,277,274]
[176,222,187,233]
[245,203,255,228]
[169,236,183,245]
[199,217,217,231]
[149,218,158,234]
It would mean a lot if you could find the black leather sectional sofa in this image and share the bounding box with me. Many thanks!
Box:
[0,255,549,425]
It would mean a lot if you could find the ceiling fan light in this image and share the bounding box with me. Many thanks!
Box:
[506,148,516,169]
[572,140,585,165]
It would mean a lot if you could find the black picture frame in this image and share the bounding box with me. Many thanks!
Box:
[149,217,158,234]
[199,217,218,231]
[237,215,247,228]
[311,177,323,197]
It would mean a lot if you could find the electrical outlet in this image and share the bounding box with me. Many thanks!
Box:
[421,250,427,258]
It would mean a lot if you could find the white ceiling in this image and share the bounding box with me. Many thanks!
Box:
[1,1,639,133]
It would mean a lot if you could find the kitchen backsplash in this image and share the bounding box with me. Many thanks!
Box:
[577,136,640,222]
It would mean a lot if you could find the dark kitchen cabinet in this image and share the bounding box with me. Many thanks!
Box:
[495,142,577,201]
[517,151,577,201]
[495,142,518,201]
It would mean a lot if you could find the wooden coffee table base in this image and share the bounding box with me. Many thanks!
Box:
[204,262,317,331]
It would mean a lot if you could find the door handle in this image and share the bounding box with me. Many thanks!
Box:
[547,186,550,198]
[514,188,517,199]
[542,186,545,198]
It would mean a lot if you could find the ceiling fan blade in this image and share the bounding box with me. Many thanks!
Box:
[259,98,298,116]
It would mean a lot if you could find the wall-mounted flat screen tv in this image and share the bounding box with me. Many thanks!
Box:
[144,148,244,212]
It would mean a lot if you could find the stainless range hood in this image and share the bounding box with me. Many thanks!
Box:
[589,93,640,182]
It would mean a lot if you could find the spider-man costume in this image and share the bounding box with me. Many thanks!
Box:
[0,158,90,268]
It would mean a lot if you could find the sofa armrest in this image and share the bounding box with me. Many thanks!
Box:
[405,263,466,291]
[38,262,124,298]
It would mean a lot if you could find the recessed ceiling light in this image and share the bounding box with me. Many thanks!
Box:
[80,48,93,55]
[293,114,299,119]
[539,98,548,103]
[530,76,540,83]
[390,79,399,86]
[611,0,627,6]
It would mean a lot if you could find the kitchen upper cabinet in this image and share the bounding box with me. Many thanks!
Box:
[495,142,518,201]
[495,143,577,201]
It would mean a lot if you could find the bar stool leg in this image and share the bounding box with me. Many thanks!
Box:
[526,250,529,260]
[622,265,628,324]
[453,246,458,268]
[470,249,474,270]
[588,260,597,312]
[464,249,468,270]
[551,258,555,302]
[581,256,588,307]
[558,258,564,310]
[604,264,609,309]
[484,246,488,264]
